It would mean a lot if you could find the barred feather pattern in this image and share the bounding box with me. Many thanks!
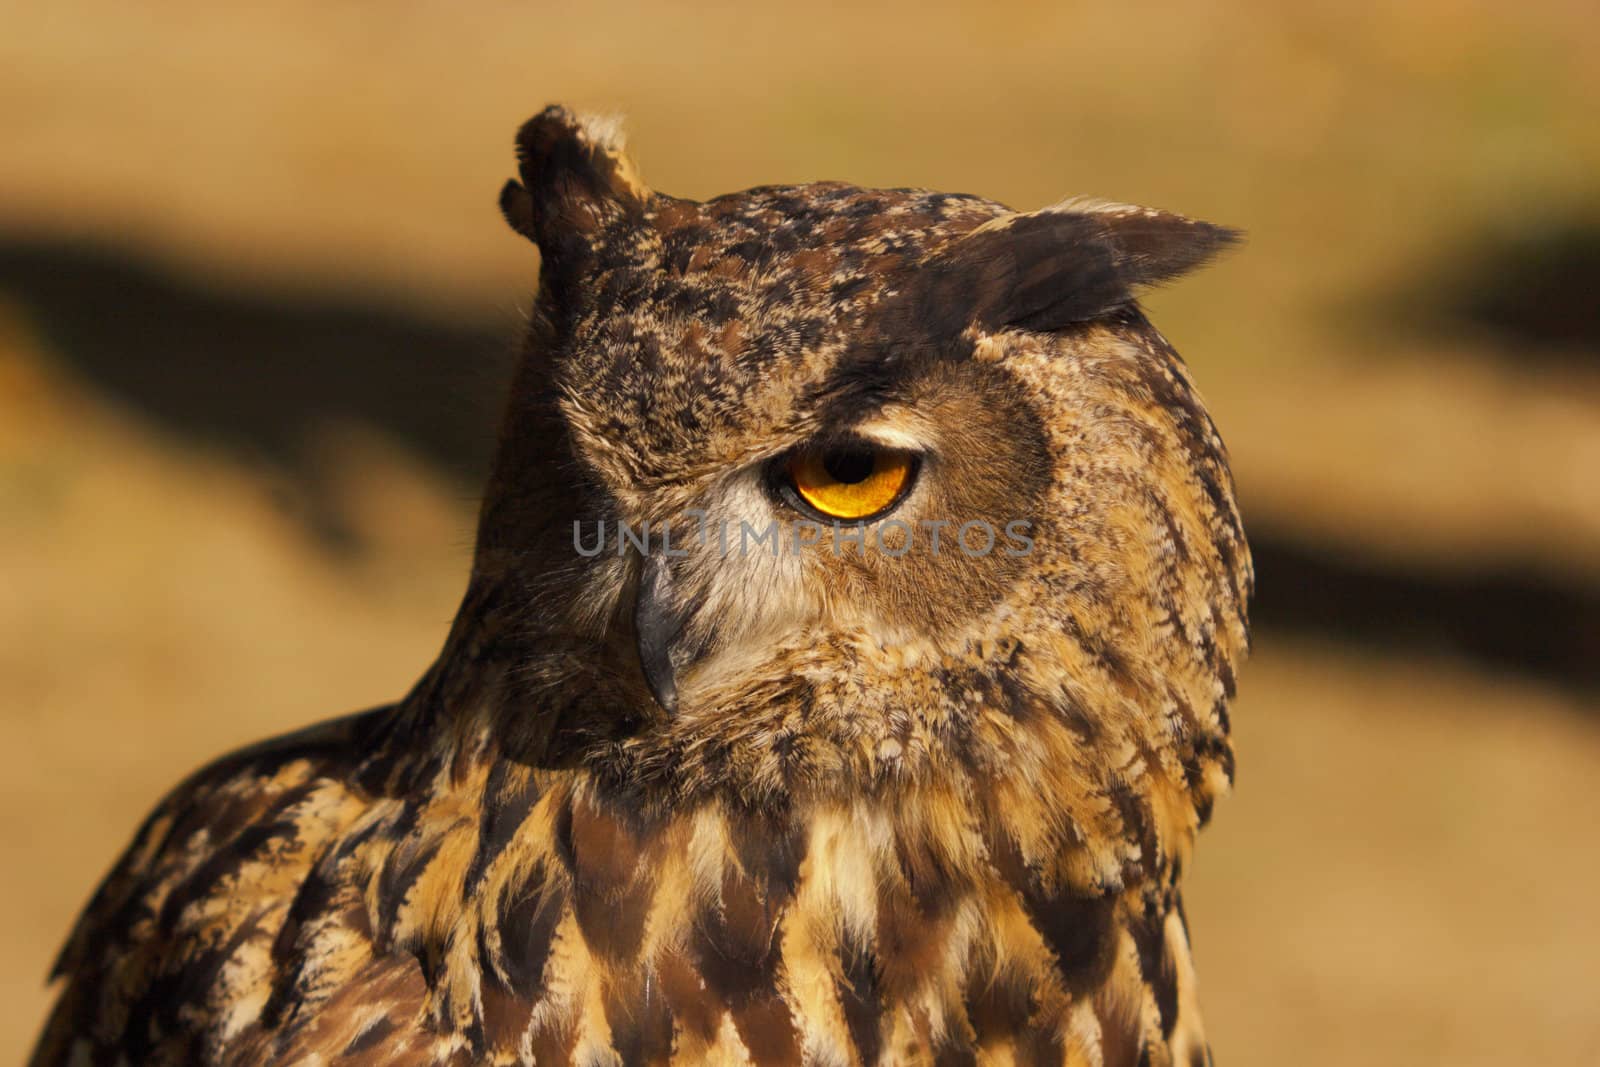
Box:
[33,672,1229,1067]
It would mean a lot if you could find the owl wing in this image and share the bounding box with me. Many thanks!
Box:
[26,707,428,1066]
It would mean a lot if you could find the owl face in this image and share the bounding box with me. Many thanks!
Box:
[488,108,1249,803]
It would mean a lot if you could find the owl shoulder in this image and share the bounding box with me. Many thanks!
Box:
[31,706,392,1064]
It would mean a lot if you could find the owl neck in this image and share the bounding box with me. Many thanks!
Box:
[396,566,1232,894]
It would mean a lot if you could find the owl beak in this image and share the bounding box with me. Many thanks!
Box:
[634,553,684,715]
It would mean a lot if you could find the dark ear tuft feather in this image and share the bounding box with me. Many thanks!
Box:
[945,202,1240,333]
[502,105,649,256]
[1092,205,1242,289]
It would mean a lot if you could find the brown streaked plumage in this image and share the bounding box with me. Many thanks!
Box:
[32,105,1249,1066]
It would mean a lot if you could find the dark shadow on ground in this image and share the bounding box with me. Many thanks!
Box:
[1379,213,1600,367]
[1250,538,1600,692]
[0,237,519,485]
[3,236,1595,693]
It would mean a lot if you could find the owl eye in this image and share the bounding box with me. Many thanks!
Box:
[781,444,917,522]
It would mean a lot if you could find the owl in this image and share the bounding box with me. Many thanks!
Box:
[30,106,1249,1066]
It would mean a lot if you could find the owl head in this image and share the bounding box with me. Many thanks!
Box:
[475,107,1248,839]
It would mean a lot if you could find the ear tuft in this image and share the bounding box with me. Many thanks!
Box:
[502,105,650,254]
[1056,198,1241,289]
[948,200,1240,333]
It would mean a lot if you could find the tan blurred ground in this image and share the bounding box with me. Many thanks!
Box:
[2,2,1598,1064]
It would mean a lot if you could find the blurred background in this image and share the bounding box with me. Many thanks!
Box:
[2,2,1597,1062]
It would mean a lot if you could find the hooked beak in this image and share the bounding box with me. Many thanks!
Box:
[634,553,688,715]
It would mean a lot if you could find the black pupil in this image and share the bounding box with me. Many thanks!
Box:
[822,449,876,484]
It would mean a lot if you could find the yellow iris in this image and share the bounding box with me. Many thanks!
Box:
[787,446,914,521]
